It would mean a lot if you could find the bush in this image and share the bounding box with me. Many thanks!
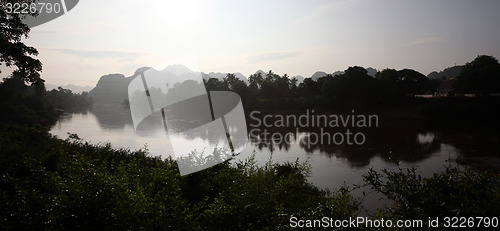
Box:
[362,162,500,229]
[0,124,359,230]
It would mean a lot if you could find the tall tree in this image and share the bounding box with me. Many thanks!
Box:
[397,69,430,96]
[0,0,43,85]
[332,66,376,99]
[455,55,500,96]
[376,68,405,99]
[289,76,298,94]
[248,72,263,90]
[376,68,430,97]
[298,77,320,98]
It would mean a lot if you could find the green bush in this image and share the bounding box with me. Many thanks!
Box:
[362,163,500,229]
[0,124,359,230]
[2,123,498,230]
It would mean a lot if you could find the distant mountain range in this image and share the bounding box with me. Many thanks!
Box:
[427,65,463,79]
[84,65,464,104]
[310,71,328,81]
[293,75,305,84]
[309,67,376,81]
[89,73,131,104]
[46,83,93,93]
[88,66,251,104]
[203,71,248,84]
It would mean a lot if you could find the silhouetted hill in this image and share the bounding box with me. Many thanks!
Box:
[46,84,93,93]
[89,74,131,104]
[90,66,196,104]
[87,66,391,105]
[203,72,248,83]
[311,70,352,80]
[332,71,344,76]
[427,65,463,79]
[133,66,152,76]
[162,64,193,76]
[206,72,226,80]
[254,70,267,77]
[201,73,212,81]
[233,72,248,83]
[311,71,328,81]
[89,66,251,104]
[292,75,305,84]
[366,67,377,77]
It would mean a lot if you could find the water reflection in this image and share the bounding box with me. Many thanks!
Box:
[50,107,500,214]
[248,125,443,167]
[91,103,133,129]
[417,132,435,144]
[55,105,500,170]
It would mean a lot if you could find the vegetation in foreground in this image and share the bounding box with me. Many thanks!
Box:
[0,124,359,230]
[361,163,500,230]
[1,124,499,230]
[1,4,499,229]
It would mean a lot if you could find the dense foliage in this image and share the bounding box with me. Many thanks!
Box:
[364,164,500,217]
[0,0,42,85]
[1,7,498,229]
[454,55,500,96]
[1,124,498,230]
[361,164,500,230]
[0,74,54,125]
[0,76,92,125]
[45,87,93,111]
[202,56,500,119]
[0,124,358,230]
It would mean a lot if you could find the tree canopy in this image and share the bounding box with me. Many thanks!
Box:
[455,55,500,96]
[0,0,43,85]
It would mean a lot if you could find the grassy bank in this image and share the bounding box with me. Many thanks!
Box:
[0,124,358,230]
[1,123,499,230]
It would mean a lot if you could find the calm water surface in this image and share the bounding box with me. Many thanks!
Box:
[50,104,500,213]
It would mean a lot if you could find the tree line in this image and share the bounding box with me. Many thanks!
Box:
[204,55,500,111]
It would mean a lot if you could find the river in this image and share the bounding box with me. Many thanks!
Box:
[50,103,500,213]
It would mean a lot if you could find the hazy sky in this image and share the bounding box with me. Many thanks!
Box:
[3,0,500,86]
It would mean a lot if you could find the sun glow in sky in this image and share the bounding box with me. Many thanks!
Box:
[2,0,500,86]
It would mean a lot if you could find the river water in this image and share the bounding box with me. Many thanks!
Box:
[50,104,500,213]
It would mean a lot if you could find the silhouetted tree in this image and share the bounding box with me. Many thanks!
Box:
[298,77,320,98]
[328,66,377,100]
[376,68,430,97]
[274,73,291,97]
[319,74,336,100]
[204,78,228,90]
[223,73,249,99]
[223,73,239,89]
[376,68,404,99]
[397,69,430,96]
[46,87,92,110]
[261,70,279,98]
[454,55,500,96]
[0,0,43,86]
[248,72,263,89]
[289,77,298,96]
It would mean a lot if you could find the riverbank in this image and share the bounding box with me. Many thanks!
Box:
[2,122,499,230]
[244,96,500,129]
[0,123,358,230]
